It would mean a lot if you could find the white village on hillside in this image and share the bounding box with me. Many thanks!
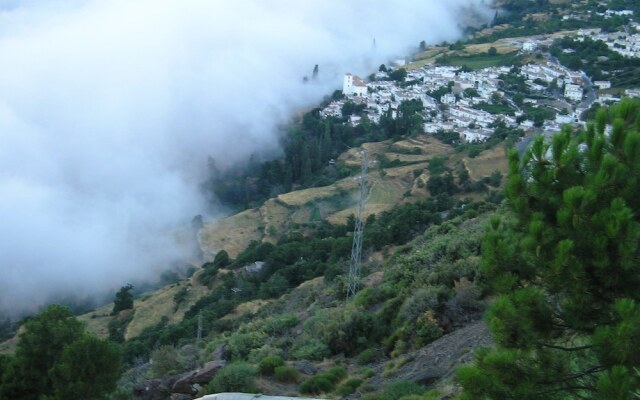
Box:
[321,15,640,145]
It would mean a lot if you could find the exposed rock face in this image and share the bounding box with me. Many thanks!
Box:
[192,360,226,385]
[367,320,493,391]
[171,360,226,396]
[133,376,179,400]
[171,394,195,400]
[172,373,199,396]
[135,360,227,400]
[210,345,225,362]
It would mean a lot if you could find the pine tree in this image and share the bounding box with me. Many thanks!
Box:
[458,99,640,399]
[112,284,134,314]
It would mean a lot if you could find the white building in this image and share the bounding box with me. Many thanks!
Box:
[606,10,633,17]
[594,81,612,90]
[625,88,640,98]
[564,84,584,102]
[556,114,574,124]
[441,93,456,105]
[522,41,537,52]
[343,73,368,96]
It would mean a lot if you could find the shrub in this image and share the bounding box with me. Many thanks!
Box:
[259,355,284,375]
[325,366,348,381]
[274,366,299,383]
[300,366,348,395]
[360,368,375,378]
[336,378,363,396]
[398,288,439,322]
[247,344,283,364]
[300,375,334,394]
[150,345,181,377]
[206,362,257,394]
[291,337,330,360]
[382,380,425,399]
[357,348,378,365]
[263,314,299,335]
[225,331,267,360]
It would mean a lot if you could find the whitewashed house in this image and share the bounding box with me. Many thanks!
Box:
[343,73,368,96]
[441,93,456,105]
[594,81,612,90]
[564,84,584,102]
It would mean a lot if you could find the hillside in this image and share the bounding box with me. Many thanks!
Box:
[61,134,506,347]
[199,135,507,260]
[0,131,503,400]
[115,207,497,399]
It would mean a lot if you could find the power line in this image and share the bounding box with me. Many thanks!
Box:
[347,150,368,300]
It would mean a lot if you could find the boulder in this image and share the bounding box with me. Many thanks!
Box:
[192,360,226,385]
[172,372,199,396]
[133,375,179,400]
[210,344,225,361]
[170,394,194,400]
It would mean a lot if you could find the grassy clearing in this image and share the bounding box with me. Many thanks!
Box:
[199,209,264,260]
[78,304,113,339]
[465,41,520,55]
[463,145,509,182]
[441,51,518,70]
[367,180,406,205]
[221,299,270,321]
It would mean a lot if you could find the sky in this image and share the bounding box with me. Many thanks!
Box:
[0,0,490,316]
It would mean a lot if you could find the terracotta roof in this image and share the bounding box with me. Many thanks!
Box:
[352,75,367,87]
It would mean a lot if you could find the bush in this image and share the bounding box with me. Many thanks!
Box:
[291,337,330,360]
[360,368,375,378]
[356,348,378,365]
[336,378,363,396]
[259,355,284,375]
[274,366,299,383]
[225,331,267,360]
[398,288,440,322]
[326,366,348,381]
[206,362,257,394]
[382,380,425,399]
[300,366,348,395]
[301,375,334,395]
[262,314,299,335]
[150,345,181,378]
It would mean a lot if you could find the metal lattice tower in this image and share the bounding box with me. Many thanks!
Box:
[197,311,203,342]
[347,150,368,299]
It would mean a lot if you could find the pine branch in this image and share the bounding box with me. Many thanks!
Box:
[538,342,592,352]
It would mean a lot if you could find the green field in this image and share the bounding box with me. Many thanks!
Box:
[438,51,519,70]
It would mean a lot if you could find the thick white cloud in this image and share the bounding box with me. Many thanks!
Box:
[0,0,490,315]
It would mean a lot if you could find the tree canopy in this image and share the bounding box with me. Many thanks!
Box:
[0,305,121,400]
[458,98,640,398]
[112,283,134,315]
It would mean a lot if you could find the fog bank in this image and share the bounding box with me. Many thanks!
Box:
[0,0,490,315]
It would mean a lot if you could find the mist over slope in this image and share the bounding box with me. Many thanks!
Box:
[0,0,490,315]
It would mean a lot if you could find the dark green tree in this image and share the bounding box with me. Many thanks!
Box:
[49,334,121,400]
[389,68,407,82]
[0,305,84,399]
[458,99,640,399]
[0,305,121,400]
[112,284,134,314]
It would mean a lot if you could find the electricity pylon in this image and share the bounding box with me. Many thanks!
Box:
[347,150,368,299]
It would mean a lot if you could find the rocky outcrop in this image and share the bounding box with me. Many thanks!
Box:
[134,360,226,400]
[134,375,180,400]
[367,320,493,391]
